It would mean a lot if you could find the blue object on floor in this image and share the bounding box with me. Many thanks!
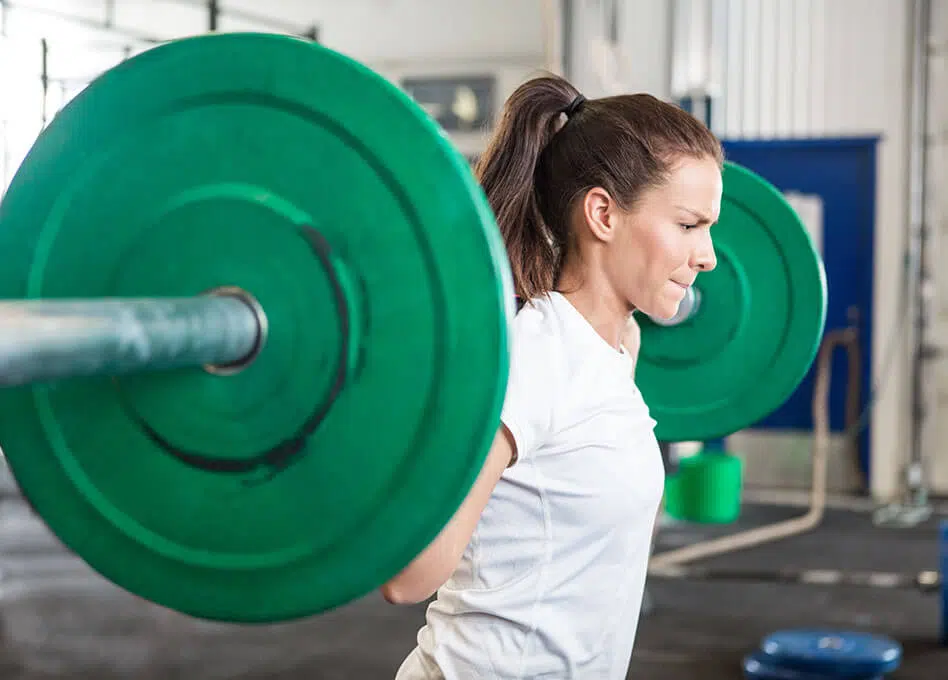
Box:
[742,651,882,680]
[757,629,901,678]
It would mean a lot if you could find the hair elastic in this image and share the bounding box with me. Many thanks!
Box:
[563,94,586,118]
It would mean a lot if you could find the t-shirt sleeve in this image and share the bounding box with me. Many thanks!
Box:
[500,316,560,464]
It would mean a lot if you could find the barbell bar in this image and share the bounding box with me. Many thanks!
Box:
[0,286,699,390]
[0,285,702,390]
[650,564,943,595]
[645,285,701,328]
[0,293,266,387]
[0,32,827,623]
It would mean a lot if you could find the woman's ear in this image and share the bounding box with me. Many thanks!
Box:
[580,187,619,243]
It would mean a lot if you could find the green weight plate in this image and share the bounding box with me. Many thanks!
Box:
[0,33,514,622]
[636,161,827,442]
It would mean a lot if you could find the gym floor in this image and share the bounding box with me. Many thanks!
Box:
[0,499,942,679]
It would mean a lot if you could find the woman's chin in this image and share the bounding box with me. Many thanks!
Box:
[638,304,676,321]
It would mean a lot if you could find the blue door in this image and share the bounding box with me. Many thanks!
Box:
[721,137,879,482]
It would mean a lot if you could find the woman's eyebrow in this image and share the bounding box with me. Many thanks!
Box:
[675,206,713,223]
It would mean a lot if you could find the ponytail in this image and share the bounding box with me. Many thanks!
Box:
[474,75,582,301]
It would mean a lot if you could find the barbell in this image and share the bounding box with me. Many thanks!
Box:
[0,32,827,623]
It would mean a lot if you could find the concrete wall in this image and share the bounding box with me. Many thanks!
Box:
[0,0,552,188]
[0,0,550,62]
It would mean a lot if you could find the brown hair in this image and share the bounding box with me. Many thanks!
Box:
[474,74,724,300]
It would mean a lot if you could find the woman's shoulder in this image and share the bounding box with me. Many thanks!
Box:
[509,295,569,356]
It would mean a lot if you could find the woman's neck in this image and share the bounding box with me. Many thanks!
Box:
[555,268,630,351]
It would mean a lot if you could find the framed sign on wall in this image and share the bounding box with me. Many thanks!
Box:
[401,75,496,132]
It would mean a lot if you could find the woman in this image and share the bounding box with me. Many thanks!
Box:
[384,74,724,679]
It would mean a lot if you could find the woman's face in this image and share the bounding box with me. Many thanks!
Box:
[606,155,722,319]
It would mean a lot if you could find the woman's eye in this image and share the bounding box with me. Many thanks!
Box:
[680,223,698,230]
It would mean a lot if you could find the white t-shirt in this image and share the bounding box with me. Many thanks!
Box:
[395,291,665,680]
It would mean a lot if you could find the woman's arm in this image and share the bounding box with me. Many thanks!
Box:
[379,426,516,604]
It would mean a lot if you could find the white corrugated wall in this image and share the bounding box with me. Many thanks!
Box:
[714,0,910,141]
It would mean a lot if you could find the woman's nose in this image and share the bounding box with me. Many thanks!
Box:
[691,233,717,272]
